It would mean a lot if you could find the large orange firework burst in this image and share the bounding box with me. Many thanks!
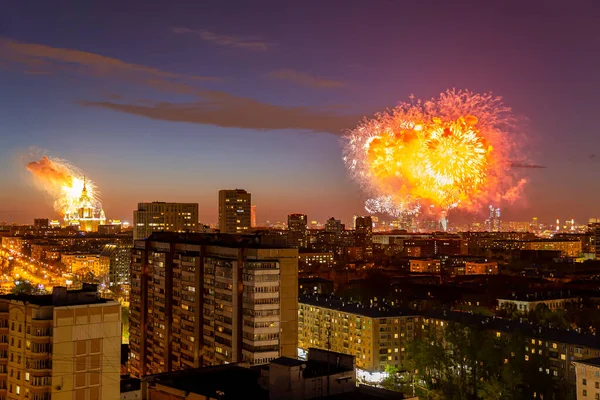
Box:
[343,89,527,217]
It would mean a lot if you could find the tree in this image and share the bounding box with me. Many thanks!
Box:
[381,365,402,392]
[11,281,35,295]
[477,376,505,400]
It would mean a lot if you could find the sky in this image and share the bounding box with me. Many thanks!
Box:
[1,0,599,226]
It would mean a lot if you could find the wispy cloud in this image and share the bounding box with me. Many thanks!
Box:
[78,91,360,134]
[173,27,274,52]
[269,69,346,89]
[0,37,357,134]
[0,37,218,82]
[510,163,547,169]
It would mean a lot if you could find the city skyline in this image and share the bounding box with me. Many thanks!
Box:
[2,1,600,224]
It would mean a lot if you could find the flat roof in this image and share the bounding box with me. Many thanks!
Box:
[148,364,266,400]
[137,232,293,249]
[300,295,419,319]
[574,357,600,367]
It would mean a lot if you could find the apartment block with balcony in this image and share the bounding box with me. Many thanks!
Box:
[129,232,298,378]
[298,296,418,372]
[0,284,120,400]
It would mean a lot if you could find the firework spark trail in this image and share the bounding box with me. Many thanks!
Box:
[343,89,526,217]
[26,156,102,217]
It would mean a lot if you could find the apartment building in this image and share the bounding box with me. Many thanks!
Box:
[298,296,418,372]
[0,285,121,400]
[409,259,441,274]
[574,358,600,400]
[129,232,298,378]
[133,202,198,241]
[218,190,251,234]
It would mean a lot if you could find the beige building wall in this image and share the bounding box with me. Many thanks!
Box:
[51,303,121,400]
[574,361,600,400]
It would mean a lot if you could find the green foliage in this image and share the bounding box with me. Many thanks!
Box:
[405,321,575,400]
[11,281,35,295]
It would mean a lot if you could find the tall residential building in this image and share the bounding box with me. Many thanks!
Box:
[0,285,121,400]
[590,222,600,260]
[133,202,198,241]
[354,216,373,260]
[218,190,251,234]
[287,214,307,248]
[99,243,131,287]
[129,232,298,378]
[324,218,343,236]
[251,205,257,228]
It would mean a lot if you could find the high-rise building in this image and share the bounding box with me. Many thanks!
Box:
[287,214,307,248]
[324,218,343,236]
[590,222,600,260]
[354,216,373,260]
[133,202,198,241]
[99,243,131,287]
[33,219,49,229]
[218,189,251,234]
[250,205,257,228]
[129,232,298,378]
[0,285,121,400]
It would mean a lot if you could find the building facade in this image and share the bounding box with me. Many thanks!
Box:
[287,214,307,248]
[99,243,131,287]
[218,190,251,234]
[0,285,121,400]
[133,202,198,241]
[129,233,298,378]
[409,259,441,274]
[298,297,417,372]
[573,358,600,400]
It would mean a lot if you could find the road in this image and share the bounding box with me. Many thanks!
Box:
[0,247,68,292]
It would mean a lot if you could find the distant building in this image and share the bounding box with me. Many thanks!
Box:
[251,205,257,228]
[98,224,121,235]
[129,232,298,378]
[355,216,373,260]
[298,251,334,269]
[524,239,582,257]
[133,202,198,241]
[218,189,251,234]
[287,214,308,248]
[409,259,441,274]
[590,222,600,260]
[325,218,343,236]
[573,358,600,400]
[0,285,121,400]
[463,261,498,275]
[33,218,49,229]
[497,292,579,313]
[61,253,102,276]
[99,243,131,287]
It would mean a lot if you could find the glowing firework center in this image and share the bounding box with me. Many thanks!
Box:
[26,156,106,232]
[343,90,525,228]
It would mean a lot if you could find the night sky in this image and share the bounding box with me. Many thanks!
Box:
[1,0,599,225]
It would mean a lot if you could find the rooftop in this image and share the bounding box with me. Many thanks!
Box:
[424,309,600,350]
[574,357,600,367]
[300,295,419,319]
[497,291,578,301]
[137,232,293,249]
[0,284,109,307]
[146,364,267,400]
